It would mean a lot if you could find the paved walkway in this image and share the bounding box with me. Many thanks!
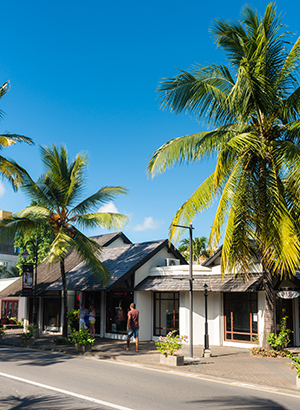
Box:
[1,329,300,394]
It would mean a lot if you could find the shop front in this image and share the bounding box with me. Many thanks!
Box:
[106,290,133,334]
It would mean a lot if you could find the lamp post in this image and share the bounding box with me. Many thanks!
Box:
[22,237,38,327]
[203,283,211,357]
[173,223,194,358]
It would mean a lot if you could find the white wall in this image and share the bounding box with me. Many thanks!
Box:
[180,291,222,346]
[136,291,152,341]
[258,291,265,346]
[134,247,179,286]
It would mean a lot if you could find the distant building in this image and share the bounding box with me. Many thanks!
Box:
[0,210,19,270]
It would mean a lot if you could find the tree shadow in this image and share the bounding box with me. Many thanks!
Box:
[0,346,72,367]
[188,395,289,409]
[0,394,99,409]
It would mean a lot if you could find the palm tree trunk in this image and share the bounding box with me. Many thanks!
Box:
[60,260,69,338]
[262,268,276,349]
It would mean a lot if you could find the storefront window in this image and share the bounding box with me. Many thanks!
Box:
[43,298,61,332]
[106,291,133,334]
[1,300,18,319]
[154,292,179,336]
[224,293,258,342]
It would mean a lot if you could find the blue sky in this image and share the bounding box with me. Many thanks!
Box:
[0,0,299,245]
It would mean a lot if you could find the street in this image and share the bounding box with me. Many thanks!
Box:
[0,346,300,409]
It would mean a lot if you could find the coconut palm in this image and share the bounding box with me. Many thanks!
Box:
[178,236,209,263]
[0,81,33,188]
[0,144,129,336]
[148,3,300,345]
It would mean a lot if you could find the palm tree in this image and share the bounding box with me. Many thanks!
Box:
[0,144,129,336]
[0,265,19,278]
[178,236,209,263]
[148,3,300,346]
[0,81,33,188]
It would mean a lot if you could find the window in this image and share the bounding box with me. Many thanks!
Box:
[106,291,133,334]
[1,299,18,319]
[224,293,258,342]
[154,292,179,336]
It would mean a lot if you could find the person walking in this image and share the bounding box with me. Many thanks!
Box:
[78,303,88,330]
[125,303,139,352]
[88,304,96,338]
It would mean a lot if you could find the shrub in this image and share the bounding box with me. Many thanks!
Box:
[53,336,73,345]
[69,327,95,346]
[250,347,290,358]
[155,330,188,356]
[68,309,79,323]
[266,316,292,351]
[287,354,300,377]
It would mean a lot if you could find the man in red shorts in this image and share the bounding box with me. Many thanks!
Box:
[125,303,139,352]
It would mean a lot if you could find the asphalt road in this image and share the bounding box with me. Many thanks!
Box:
[1,346,300,410]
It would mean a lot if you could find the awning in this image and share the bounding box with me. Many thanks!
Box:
[136,274,263,292]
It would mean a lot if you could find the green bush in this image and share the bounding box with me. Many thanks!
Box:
[68,309,79,323]
[69,327,95,346]
[53,336,73,345]
[155,330,188,356]
[266,316,292,351]
[287,354,300,377]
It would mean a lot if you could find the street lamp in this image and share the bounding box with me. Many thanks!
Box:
[22,237,38,327]
[173,223,194,358]
[203,283,211,357]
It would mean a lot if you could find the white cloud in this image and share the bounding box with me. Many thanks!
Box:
[0,182,5,197]
[133,216,164,232]
[98,201,119,213]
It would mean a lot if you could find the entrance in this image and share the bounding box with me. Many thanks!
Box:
[276,296,294,345]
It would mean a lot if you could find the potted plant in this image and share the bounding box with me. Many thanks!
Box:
[19,326,35,347]
[287,354,300,388]
[69,327,95,353]
[0,325,5,340]
[155,330,188,366]
[68,309,79,331]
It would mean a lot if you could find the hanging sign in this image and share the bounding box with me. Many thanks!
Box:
[277,290,300,299]
[22,263,33,295]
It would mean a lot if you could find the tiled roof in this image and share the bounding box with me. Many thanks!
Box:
[47,240,169,291]
[136,273,263,292]
[0,232,130,297]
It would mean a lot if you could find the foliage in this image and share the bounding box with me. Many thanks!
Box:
[0,144,129,338]
[14,206,55,273]
[53,336,73,345]
[69,327,95,346]
[19,325,37,339]
[0,325,4,335]
[178,236,209,263]
[266,316,293,350]
[155,330,188,356]
[0,265,20,278]
[0,81,33,189]
[9,317,24,327]
[250,347,290,358]
[287,354,300,377]
[68,309,79,323]
[148,2,300,280]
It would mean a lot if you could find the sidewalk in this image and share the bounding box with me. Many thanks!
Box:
[1,329,300,394]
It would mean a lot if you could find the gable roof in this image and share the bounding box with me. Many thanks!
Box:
[0,235,186,296]
[47,239,187,291]
[0,232,132,297]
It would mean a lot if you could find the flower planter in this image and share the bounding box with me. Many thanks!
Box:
[75,343,92,353]
[160,354,184,366]
[296,376,300,389]
[32,331,39,339]
[20,338,34,347]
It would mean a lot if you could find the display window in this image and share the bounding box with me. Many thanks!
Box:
[1,299,18,320]
[154,292,179,336]
[224,292,258,342]
[106,291,133,333]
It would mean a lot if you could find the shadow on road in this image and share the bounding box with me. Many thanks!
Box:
[0,394,99,409]
[188,395,288,409]
[0,346,72,367]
